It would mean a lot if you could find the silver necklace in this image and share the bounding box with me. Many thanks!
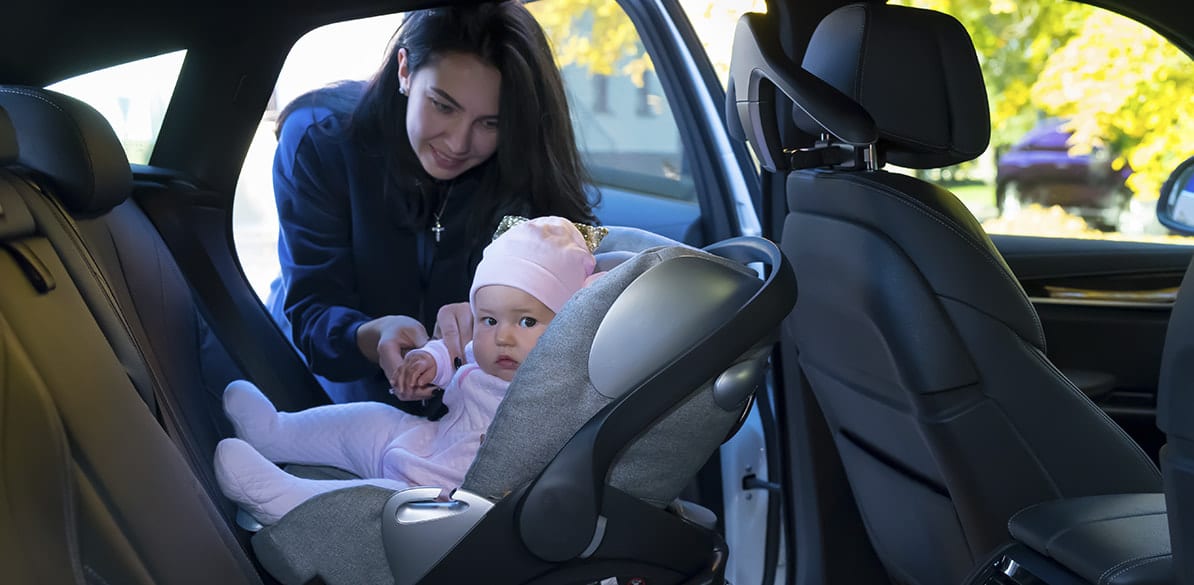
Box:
[431,185,453,243]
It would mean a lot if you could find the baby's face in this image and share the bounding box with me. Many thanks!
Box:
[472,285,556,382]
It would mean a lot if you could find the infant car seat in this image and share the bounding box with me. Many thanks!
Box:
[248,231,796,585]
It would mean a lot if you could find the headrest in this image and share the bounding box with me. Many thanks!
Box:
[797,3,990,168]
[0,107,16,163]
[0,86,132,215]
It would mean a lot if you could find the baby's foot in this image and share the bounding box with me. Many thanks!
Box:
[214,438,315,525]
[214,438,409,526]
[223,380,279,452]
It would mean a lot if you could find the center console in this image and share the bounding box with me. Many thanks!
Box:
[964,493,1172,585]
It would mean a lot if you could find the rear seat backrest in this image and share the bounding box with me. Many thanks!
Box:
[0,104,262,584]
[0,85,245,521]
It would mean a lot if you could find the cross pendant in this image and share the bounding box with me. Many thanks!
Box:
[432,221,444,243]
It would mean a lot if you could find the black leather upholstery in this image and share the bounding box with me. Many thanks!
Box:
[726,4,1163,585]
[1157,257,1194,585]
[0,86,132,215]
[1009,494,1172,585]
[795,3,989,168]
[0,106,15,162]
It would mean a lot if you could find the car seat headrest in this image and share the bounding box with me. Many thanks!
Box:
[727,12,878,173]
[727,3,989,172]
[0,86,133,215]
[0,107,16,163]
[798,3,990,169]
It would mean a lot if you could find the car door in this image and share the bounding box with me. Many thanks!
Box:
[619,1,786,584]
[996,235,1193,461]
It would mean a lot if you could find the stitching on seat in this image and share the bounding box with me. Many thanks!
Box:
[853,4,869,99]
[824,172,1046,347]
[1019,337,1161,484]
[1041,510,1167,552]
[1098,552,1169,585]
[84,564,114,585]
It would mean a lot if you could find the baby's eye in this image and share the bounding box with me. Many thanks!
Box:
[519,317,538,327]
[481,316,497,326]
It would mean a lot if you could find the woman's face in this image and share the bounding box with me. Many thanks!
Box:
[398,49,501,181]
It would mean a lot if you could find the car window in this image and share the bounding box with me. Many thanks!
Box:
[233,3,706,300]
[232,15,401,299]
[528,1,694,204]
[677,0,767,87]
[45,50,186,165]
[889,0,1194,245]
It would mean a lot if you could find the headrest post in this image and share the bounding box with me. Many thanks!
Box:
[865,144,879,171]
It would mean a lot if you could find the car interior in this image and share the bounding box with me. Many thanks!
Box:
[3,0,1194,584]
[0,80,797,584]
[727,4,1169,585]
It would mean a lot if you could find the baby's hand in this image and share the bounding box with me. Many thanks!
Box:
[393,351,439,401]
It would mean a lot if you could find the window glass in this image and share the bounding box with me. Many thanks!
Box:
[233,15,401,299]
[234,3,703,300]
[47,50,186,165]
[528,1,695,203]
[677,0,768,86]
[890,0,1194,245]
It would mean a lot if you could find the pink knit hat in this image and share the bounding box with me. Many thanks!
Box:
[470,216,598,314]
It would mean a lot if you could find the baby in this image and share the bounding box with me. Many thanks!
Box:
[214,216,603,524]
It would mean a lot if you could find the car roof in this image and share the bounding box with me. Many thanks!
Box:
[3,0,1192,87]
[1,0,431,86]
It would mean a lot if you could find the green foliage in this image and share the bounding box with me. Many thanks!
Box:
[1031,10,1194,197]
[528,0,653,86]
[531,0,1191,200]
[896,0,1193,200]
[528,0,767,87]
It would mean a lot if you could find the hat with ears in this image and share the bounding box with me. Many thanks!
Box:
[470,216,603,314]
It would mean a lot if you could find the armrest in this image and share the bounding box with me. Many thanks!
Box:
[1008,493,1171,585]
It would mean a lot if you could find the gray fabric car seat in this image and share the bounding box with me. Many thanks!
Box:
[727,4,1161,585]
[247,236,796,585]
[1158,256,1194,585]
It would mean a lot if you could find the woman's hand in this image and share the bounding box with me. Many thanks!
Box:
[432,302,474,367]
[356,315,429,391]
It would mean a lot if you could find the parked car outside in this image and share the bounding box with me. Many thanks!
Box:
[996,117,1132,230]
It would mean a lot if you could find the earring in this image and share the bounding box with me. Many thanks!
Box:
[399,86,408,96]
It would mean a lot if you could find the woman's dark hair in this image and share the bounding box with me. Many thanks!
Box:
[350,1,596,233]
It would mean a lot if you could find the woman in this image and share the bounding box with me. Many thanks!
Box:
[268,1,595,406]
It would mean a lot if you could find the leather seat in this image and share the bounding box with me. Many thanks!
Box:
[727,4,1161,585]
[1158,256,1194,585]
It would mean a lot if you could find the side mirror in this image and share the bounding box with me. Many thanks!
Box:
[1156,156,1194,235]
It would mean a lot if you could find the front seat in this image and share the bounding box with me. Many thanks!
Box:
[727,4,1161,585]
[1159,254,1194,585]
